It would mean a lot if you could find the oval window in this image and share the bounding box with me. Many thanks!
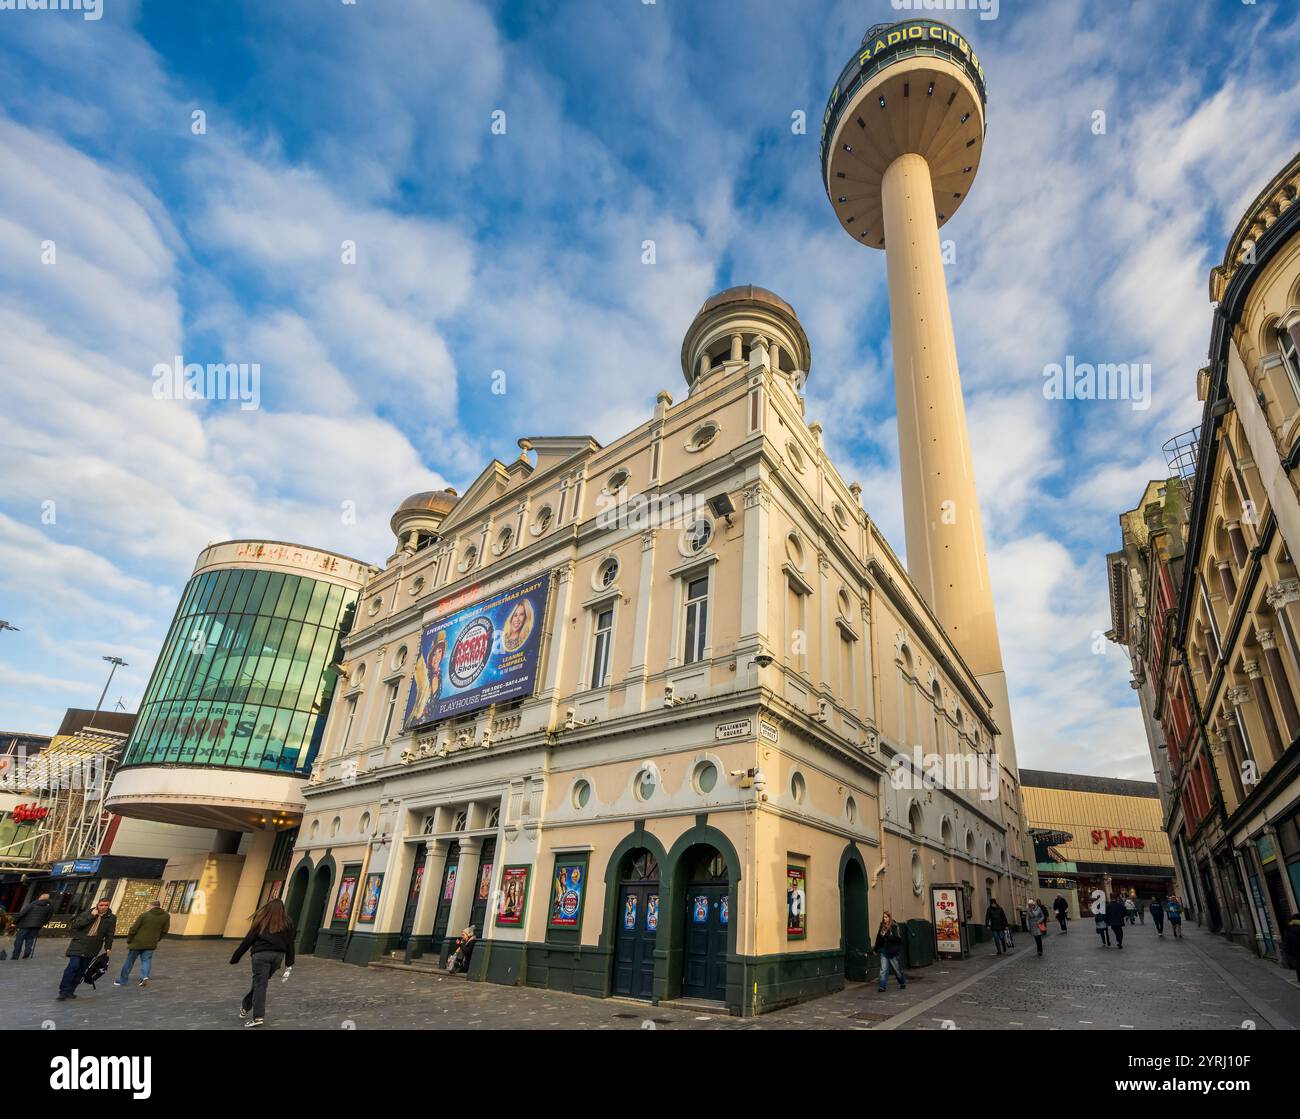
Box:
[791,771,806,804]
[572,780,592,809]
[695,761,718,794]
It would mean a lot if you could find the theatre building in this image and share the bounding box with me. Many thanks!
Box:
[289,286,1029,1015]
[1021,770,1177,919]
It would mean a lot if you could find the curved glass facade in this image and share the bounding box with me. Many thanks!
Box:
[122,566,358,775]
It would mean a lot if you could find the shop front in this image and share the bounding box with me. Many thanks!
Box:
[11,854,166,935]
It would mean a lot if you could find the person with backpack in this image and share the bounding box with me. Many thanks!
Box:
[874,911,907,992]
[985,897,1010,955]
[57,898,116,1001]
[230,898,295,1028]
[1052,894,1069,932]
[11,892,54,960]
[113,899,170,988]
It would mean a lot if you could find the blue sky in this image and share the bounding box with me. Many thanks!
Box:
[2,0,1298,780]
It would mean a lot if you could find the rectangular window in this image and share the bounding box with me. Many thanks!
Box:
[341,695,358,752]
[684,575,709,664]
[591,608,614,688]
[1280,327,1300,405]
[382,681,399,740]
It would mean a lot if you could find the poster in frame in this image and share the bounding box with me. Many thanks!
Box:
[358,873,383,923]
[786,865,806,938]
[496,865,530,927]
[548,860,586,930]
[333,872,359,923]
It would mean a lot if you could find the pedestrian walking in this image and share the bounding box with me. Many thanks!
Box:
[113,899,170,987]
[1149,897,1165,936]
[874,911,907,992]
[57,898,116,1001]
[230,898,295,1027]
[1094,906,1111,946]
[985,897,1010,955]
[1136,893,1146,925]
[1283,911,1300,985]
[1166,894,1184,938]
[1106,893,1127,949]
[1124,895,1137,925]
[1052,894,1069,932]
[11,892,54,960]
[1026,898,1048,956]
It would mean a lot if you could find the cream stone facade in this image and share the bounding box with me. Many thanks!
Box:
[288,285,1028,1015]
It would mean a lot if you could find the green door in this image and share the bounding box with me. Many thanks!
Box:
[682,885,727,1000]
[432,842,461,947]
[399,844,426,949]
[468,838,497,935]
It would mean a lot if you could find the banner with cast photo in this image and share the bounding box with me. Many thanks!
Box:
[403,575,550,730]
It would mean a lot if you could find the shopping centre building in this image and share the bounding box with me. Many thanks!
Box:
[1021,770,1177,920]
[102,540,370,937]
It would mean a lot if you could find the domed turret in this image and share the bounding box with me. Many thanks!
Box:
[679,284,811,391]
[391,488,458,552]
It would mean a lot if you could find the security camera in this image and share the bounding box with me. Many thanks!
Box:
[753,653,774,668]
[752,769,767,793]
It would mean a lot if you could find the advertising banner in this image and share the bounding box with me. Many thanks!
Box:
[359,873,383,923]
[404,575,550,729]
[549,862,585,929]
[931,885,964,956]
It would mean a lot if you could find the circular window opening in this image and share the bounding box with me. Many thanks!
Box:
[833,503,849,530]
[606,469,630,493]
[353,662,367,686]
[837,589,852,618]
[394,646,408,669]
[911,849,924,895]
[785,532,805,567]
[846,795,857,824]
[572,779,592,809]
[689,423,719,451]
[495,525,514,554]
[636,768,657,801]
[460,544,478,571]
[359,811,371,833]
[533,506,554,535]
[597,557,619,588]
[786,441,806,473]
[409,575,425,597]
[367,597,382,616]
[330,816,341,838]
[684,518,713,554]
[694,761,718,794]
[310,819,320,839]
[791,771,806,804]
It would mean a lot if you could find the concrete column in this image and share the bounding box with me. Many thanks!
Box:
[626,530,657,712]
[410,840,450,958]
[1245,660,1285,761]
[1226,521,1249,569]
[221,826,278,939]
[738,481,771,652]
[817,553,832,692]
[445,838,484,943]
[1217,561,1238,603]
[730,333,743,362]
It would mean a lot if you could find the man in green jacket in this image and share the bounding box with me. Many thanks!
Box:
[114,899,170,988]
[57,899,116,1000]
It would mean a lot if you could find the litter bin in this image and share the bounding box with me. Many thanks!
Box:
[903,918,934,968]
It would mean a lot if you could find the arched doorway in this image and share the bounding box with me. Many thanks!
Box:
[611,848,660,999]
[285,863,310,928]
[299,862,333,955]
[841,854,869,980]
[680,845,729,1002]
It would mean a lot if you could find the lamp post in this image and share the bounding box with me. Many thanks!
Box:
[94,656,128,718]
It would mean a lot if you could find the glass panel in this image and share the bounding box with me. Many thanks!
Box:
[273,574,301,619]
[228,569,256,614]
[288,578,314,621]
[304,580,331,626]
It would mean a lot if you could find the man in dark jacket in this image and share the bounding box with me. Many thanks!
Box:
[985,898,1010,955]
[12,893,54,960]
[57,899,116,1000]
[114,900,170,988]
[1105,894,1127,949]
[1052,895,1069,932]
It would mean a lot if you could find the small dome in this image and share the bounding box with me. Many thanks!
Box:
[680,284,811,387]
[390,488,458,536]
[696,285,799,322]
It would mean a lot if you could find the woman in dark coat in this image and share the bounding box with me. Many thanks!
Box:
[874,911,907,992]
[230,898,296,1028]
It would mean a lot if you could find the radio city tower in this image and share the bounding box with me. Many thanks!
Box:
[820,22,1020,774]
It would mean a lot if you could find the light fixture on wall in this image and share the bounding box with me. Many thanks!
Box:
[707,492,736,526]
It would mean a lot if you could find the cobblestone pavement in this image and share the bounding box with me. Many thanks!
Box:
[2,918,1295,1030]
